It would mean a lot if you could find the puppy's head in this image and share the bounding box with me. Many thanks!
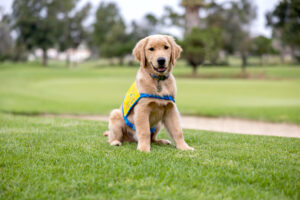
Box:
[133,35,182,75]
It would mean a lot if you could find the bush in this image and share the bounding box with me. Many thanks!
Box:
[181,27,223,74]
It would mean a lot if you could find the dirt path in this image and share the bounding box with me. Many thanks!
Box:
[42,114,300,138]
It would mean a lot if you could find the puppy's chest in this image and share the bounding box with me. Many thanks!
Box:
[148,100,171,125]
[155,81,172,94]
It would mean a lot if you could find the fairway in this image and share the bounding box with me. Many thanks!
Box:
[0,113,299,199]
[0,62,300,124]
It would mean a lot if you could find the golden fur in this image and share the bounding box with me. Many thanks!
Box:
[104,35,194,152]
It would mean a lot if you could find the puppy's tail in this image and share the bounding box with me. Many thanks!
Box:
[103,131,109,137]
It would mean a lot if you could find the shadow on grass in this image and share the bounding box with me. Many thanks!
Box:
[0,110,46,116]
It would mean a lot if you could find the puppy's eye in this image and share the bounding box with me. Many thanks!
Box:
[149,47,154,51]
[164,46,169,50]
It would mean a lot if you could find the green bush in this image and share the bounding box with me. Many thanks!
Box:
[181,27,223,74]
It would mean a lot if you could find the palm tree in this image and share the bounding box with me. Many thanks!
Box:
[181,0,206,33]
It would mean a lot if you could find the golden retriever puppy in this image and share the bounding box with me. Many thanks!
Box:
[104,35,194,152]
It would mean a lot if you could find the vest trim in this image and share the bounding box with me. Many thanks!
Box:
[122,85,175,134]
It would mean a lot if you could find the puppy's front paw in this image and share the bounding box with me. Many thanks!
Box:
[177,143,194,151]
[110,140,122,146]
[137,145,150,152]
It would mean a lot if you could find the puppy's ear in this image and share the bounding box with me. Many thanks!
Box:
[165,35,182,66]
[133,37,149,68]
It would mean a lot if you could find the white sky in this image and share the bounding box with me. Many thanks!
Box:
[0,0,279,37]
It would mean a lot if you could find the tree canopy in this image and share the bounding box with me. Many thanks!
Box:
[251,36,275,65]
[93,2,133,64]
[12,0,90,66]
[181,27,222,74]
[267,0,300,61]
[0,12,14,61]
[6,0,299,67]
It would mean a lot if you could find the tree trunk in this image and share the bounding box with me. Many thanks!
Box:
[241,54,247,73]
[66,52,71,67]
[192,65,197,75]
[224,52,229,65]
[280,51,285,64]
[260,55,263,66]
[185,6,200,34]
[291,47,299,63]
[42,49,48,66]
[266,54,269,65]
[109,59,114,66]
[119,57,124,65]
[128,59,134,66]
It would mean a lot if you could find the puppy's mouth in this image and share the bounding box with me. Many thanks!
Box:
[151,62,167,73]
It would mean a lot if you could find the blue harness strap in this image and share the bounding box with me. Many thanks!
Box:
[122,93,175,134]
[123,117,157,134]
[140,93,175,101]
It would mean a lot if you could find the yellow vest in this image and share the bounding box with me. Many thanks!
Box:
[122,81,175,133]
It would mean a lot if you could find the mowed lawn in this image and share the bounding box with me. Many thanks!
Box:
[0,62,300,123]
[0,113,299,199]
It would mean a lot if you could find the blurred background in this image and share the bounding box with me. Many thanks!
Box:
[0,0,299,125]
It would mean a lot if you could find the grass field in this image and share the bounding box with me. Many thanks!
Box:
[1,61,300,199]
[0,61,300,124]
[0,113,299,199]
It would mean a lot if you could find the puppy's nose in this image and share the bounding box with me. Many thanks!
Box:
[157,57,166,66]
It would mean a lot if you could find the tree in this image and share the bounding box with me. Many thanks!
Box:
[58,1,91,66]
[204,27,223,64]
[181,27,223,74]
[181,28,213,75]
[161,6,185,29]
[140,13,160,35]
[181,0,206,33]
[128,13,162,40]
[93,2,122,47]
[218,0,256,70]
[267,0,300,62]
[100,21,131,65]
[172,0,256,70]
[251,36,274,65]
[93,2,131,64]
[128,20,146,40]
[12,0,66,66]
[0,9,13,61]
[239,32,252,72]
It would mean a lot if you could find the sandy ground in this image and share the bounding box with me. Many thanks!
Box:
[42,114,300,138]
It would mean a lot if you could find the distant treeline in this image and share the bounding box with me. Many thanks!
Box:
[0,0,299,72]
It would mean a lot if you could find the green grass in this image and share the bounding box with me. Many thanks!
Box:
[1,60,299,199]
[0,113,299,199]
[0,61,300,124]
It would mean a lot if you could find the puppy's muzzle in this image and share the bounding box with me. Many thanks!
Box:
[157,57,166,67]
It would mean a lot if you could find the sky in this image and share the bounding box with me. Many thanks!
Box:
[0,0,280,38]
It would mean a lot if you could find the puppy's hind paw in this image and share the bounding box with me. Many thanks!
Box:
[110,140,122,146]
[103,131,110,137]
[153,139,171,145]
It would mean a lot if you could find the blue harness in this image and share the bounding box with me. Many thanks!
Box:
[122,81,175,134]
